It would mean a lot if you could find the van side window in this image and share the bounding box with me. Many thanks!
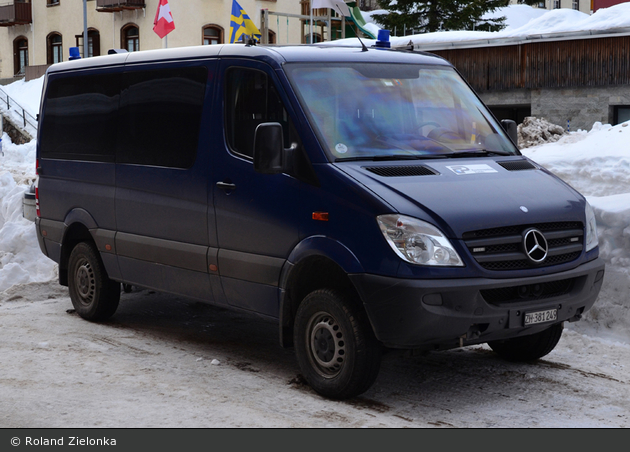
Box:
[225,67,291,159]
[118,66,207,168]
[40,73,120,162]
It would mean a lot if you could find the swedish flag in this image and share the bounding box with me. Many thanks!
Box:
[229,0,262,43]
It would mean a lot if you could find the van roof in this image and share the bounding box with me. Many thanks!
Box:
[46,43,452,74]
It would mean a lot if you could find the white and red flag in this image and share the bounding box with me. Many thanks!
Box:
[153,0,175,39]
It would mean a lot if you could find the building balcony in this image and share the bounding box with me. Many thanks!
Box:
[96,0,146,13]
[0,1,32,27]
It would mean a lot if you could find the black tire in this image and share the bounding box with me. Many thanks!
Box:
[68,242,120,321]
[488,323,564,362]
[293,289,381,400]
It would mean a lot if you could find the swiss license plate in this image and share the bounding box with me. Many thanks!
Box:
[524,308,558,326]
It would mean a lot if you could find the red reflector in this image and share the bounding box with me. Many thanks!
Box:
[312,212,329,222]
[36,158,39,175]
[35,187,40,217]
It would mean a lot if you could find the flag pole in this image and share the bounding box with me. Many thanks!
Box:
[83,0,88,57]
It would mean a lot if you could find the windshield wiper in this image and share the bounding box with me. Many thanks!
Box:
[336,154,448,162]
[447,149,514,157]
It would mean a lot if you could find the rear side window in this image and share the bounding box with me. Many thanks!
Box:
[40,72,120,162]
[118,67,207,168]
[39,65,208,169]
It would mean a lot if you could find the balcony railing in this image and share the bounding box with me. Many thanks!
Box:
[0,2,32,27]
[96,0,145,12]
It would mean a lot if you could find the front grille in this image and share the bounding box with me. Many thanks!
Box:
[364,165,438,177]
[463,222,583,271]
[480,252,581,271]
[480,278,576,305]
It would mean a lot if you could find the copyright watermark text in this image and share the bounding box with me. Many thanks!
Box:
[10,436,117,446]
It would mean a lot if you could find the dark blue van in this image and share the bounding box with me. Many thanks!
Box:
[34,42,605,399]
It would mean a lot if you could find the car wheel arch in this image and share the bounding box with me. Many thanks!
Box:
[59,208,100,286]
[278,237,366,348]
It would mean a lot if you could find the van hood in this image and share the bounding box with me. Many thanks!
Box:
[335,157,585,238]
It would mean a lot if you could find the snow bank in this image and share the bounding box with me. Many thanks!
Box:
[1,78,51,292]
[0,75,44,117]
[0,76,43,139]
[522,121,630,197]
[481,4,548,32]
[521,121,630,343]
[0,131,57,293]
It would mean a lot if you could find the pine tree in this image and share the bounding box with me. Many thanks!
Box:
[373,0,511,35]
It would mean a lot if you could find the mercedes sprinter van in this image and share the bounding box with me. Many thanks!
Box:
[35,42,605,399]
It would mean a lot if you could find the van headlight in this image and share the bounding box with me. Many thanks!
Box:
[377,214,464,266]
[585,201,598,252]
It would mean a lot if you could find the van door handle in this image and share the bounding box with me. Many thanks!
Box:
[216,181,236,192]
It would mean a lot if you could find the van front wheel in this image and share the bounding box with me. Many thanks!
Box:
[68,242,120,321]
[294,289,381,400]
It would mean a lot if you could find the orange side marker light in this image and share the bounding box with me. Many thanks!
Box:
[312,212,329,222]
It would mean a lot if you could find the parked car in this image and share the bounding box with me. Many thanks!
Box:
[34,38,604,399]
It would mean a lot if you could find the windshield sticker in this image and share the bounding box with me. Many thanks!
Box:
[381,79,402,87]
[335,143,348,154]
[447,164,498,175]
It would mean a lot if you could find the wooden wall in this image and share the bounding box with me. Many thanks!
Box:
[429,35,630,92]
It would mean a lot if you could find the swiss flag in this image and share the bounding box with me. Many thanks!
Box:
[153,0,175,39]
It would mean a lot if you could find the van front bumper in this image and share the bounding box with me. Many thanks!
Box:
[350,257,605,349]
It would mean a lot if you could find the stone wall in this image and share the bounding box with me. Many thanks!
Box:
[1,114,32,144]
[480,85,630,131]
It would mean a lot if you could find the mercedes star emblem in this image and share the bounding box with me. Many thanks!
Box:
[523,228,548,263]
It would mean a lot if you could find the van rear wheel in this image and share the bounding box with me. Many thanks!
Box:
[488,323,563,362]
[68,242,120,321]
[294,289,381,400]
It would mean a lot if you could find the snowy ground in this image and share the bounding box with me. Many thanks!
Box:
[2,26,630,426]
[1,282,629,428]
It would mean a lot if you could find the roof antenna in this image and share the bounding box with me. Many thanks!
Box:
[345,16,369,51]
[356,33,368,52]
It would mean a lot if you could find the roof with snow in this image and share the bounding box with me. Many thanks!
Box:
[355,4,630,51]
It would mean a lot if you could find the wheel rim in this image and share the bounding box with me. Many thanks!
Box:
[74,257,96,306]
[306,311,346,378]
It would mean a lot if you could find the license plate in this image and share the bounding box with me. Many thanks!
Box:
[524,308,558,326]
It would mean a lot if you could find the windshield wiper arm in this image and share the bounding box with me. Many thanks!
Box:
[336,154,447,162]
[448,149,513,157]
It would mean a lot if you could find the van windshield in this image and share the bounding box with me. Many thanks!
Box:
[285,63,519,161]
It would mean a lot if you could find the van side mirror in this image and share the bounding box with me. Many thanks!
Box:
[254,122,293,174]
[501,119,518,146]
